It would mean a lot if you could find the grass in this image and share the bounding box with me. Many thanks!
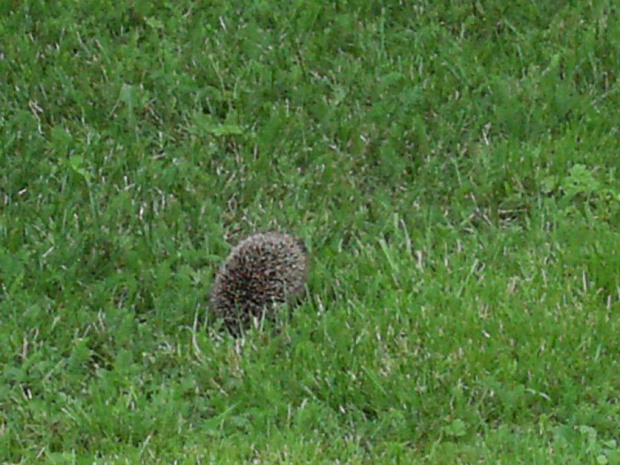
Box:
[1,0,619,463]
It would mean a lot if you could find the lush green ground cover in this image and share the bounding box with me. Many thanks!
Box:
[1,1,619,463]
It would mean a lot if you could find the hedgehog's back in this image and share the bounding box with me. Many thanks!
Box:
[209,232,308,332]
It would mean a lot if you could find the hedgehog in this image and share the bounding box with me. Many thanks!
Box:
[209,232,309,333]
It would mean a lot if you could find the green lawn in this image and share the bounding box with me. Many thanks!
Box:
[1,1,619,463]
